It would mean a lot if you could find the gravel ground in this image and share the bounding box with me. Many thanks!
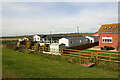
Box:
[87,46,118,52]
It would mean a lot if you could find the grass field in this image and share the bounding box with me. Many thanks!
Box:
[2,48,119,78]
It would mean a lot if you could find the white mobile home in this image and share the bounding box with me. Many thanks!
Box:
[33,34,69,44]
[33,35,40,42]
[19,37,29,42]
[85,36,99,43]
[23,37,29,41]
[59,37,89,47]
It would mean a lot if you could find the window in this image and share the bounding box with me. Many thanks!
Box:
[104,27,107,30]
[119,26,120,29]
[70,41,73,44]
[102,37,112,43]
[114,26,117,29]
[80,40,82,43]
[109,26,112,29]
[91,40,92,43]
[102,39,105,42]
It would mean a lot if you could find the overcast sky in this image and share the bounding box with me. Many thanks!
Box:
[2,2,118,36]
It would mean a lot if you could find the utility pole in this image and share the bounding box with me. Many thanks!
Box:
[77,26,79,37]
[50,30,51,35]
[77,26,79,34]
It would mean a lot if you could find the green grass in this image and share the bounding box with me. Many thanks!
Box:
[0,38,21,39]
[2,48,119,78]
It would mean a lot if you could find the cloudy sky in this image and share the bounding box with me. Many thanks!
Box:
[2,2,118,36]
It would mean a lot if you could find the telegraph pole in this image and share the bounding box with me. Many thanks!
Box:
[77,26,79,34]
[50,30,51,35]
[76,26,80,37]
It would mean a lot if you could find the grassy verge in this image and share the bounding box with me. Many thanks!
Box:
[2,48,119,78]
[1,41,18,45]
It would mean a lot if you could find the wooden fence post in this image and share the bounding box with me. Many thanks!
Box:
[62,48,64,57]
[70,49,71,56]
[91,57,92,63]
[94,57,95,64]
[79,51,81,58]
[110,53,111,62]
[97,52,98,60]
[87,58,89,65]
[96,52,98,61]
[84,57,86,64]
[91,52,93,58]
[80,59,81,65]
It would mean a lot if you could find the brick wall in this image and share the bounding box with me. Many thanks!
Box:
[99,33,120,50]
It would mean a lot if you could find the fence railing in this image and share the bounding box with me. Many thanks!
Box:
[62,48,120,63]
[67,42,99,50]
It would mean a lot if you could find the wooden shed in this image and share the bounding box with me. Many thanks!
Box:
[50,43,66,54]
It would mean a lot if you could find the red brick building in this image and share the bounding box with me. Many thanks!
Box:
[97,23,120,50]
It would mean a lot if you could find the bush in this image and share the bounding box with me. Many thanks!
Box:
[2,40,17,45]
[26,42,31,49]
[35,43,39,51]
[6,43,17,50]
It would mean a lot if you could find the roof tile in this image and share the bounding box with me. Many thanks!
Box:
[97,23,120,33]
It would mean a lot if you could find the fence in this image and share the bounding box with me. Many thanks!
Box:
[62,48,120,63]
[67,42,98,50]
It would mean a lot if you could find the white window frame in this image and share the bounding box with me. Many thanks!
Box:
[102,37,112,43]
